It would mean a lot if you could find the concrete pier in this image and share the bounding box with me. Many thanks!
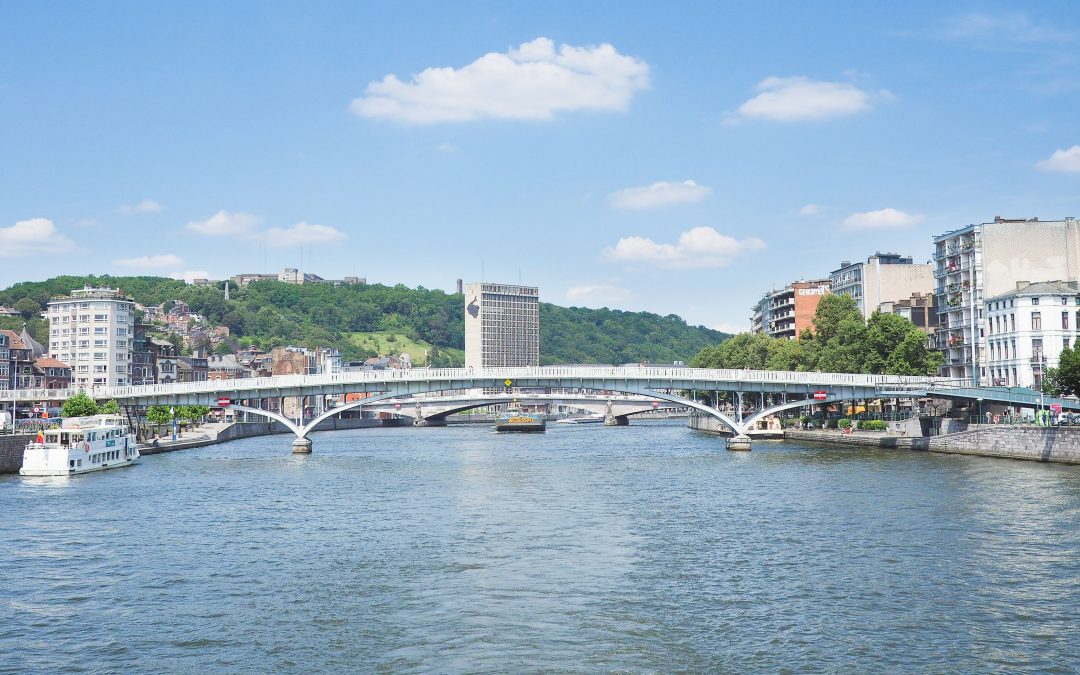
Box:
[726,434,752,451]
[604,415,629,426]
[413,418,448,427]
[292,437,313,454]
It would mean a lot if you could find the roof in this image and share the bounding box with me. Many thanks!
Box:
[986,280,1080,303]
[35,357,70,369]
[0,329,25,349]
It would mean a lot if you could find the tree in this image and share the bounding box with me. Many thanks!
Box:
[146,405,175,425]
[15,297,41,320]
[811,294,862,344]
[100,400,121,414]
[62,392,99,418]
[1043,346,1080,397]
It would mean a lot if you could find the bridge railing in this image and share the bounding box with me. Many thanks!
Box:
[5,366,947,403]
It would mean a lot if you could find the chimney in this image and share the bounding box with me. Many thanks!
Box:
[455,278,463,294]
[1016,280,1029,290]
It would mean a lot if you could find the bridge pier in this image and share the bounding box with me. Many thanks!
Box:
[413,417,448,427]
[726,434,752,451]
[292,437,313,454]
[604,413,629,426]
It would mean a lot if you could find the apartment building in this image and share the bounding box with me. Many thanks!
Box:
[464,283,540,369]
[47,287,135,388]
[830,252,934,320]
[934,217,1080,385]
[750,280,830,339]
[984,281,1080,388]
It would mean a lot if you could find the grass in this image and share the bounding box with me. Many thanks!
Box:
[345,331,465,366]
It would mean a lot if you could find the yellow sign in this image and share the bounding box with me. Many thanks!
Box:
[504,379,513,387]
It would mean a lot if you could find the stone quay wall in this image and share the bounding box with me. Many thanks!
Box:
[927,427,1080,464]
[0,434,34,474]
[783,429,931,450]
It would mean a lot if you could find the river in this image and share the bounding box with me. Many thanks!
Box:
[2,420,1079,672]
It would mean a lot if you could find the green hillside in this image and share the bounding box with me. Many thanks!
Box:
[0,275,728,364]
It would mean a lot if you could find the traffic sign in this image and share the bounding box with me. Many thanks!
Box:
[504,379,513,387]
[217,397,231,407]
[1051,403,1063,414]
[813,391,828,401]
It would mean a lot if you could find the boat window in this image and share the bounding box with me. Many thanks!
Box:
[77,459,82,467]
[69,460,75,468]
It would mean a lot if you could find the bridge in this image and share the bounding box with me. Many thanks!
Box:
[10,366,1079,451]
[359,393,683,426]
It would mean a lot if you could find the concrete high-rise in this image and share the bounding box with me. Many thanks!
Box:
[830,252,934,320]
[750,279,831,339]
[464,283,540,370]
[933,216,1080,385]
[48,287,136,388]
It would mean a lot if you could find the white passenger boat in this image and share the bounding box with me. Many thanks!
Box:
[20,415,139,476]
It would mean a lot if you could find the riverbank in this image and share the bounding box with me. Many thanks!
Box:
[783,427,1080,464]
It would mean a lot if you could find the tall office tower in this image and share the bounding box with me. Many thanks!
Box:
[48,287,136,388]
[464,283,540,370]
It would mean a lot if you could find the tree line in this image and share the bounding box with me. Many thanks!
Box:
[691,294,943,375]
[1,275,728,365]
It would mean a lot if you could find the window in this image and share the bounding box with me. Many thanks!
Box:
[1065,337,1071,350]
[1065,311,1071,331]
[1033,297,1040,306]
[1011,314,1015,332]
[1032,312,1042,331]
[94,314,107,322]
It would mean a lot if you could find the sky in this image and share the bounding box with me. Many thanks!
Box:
[2,1,1080,333]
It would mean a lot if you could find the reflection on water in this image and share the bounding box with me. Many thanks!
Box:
[1,420,1079,672]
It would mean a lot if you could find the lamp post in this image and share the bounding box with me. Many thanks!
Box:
[977,397,983,426]
[1037,348,1047,426]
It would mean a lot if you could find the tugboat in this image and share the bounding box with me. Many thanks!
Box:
[20,415,139,476]
[494,410,546,432]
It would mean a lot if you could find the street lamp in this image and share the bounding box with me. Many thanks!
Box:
[977,397,983,426]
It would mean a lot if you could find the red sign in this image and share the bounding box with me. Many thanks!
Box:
[652,401,659,408]
[1051,403,1063,414]
[813,391,828,401]
[217,397,231,407]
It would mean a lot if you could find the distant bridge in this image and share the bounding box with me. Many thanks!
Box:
[358,393,683,426]
[10,366,1078,451]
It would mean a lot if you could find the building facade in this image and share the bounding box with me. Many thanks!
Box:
[878,292,939,334]
[750,280,830,339]
[48,287,135,388]
[984,281,1080,388]
[830,253,934,320]
[934,217,1080,385]
[464,283,540,369]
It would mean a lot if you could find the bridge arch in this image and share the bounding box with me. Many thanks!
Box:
[740,395,844,430]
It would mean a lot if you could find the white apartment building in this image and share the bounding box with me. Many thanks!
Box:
[464,283,540,370]
[830,252,934,319]
[984,281,1080,388]
[934,217,1080,385]
[48,287,135,388]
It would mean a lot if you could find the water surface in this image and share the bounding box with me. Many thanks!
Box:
[2,421,1079,672]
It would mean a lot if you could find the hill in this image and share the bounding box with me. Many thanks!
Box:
[0,275,728,365]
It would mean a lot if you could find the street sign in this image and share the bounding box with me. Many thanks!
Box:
[1051,403,1063,414]
[504,379,513,387]
[217,397,231,407]
[813,391,828,401]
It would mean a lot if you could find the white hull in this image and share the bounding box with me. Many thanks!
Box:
[21,456,139,477]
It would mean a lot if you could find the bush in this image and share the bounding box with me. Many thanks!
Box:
[100,400,120,414]
[858,420,888,431]
[800,415,810,425]
[825,419,839,429]
[838,418,852,429]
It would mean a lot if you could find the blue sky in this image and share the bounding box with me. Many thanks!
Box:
[2,2,1080,332]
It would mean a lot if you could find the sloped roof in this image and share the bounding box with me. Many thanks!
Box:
[986,280,1080,302]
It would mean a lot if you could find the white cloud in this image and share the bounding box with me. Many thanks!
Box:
[1036,146,1080,173]
[170,271,212,284]
[351,37,650,124]
[0,218,75,257]
[72,218,97,228]
[265,222,347,248]
[113,254,184,269]
[433,142,460,153]
[566,284,631,302]
[604,226,765,269]
[608,180,712,210]
[731,76,883,122]
[938,12,1073,44]
[118,199,163,215]
[842,208,925,229]
[799,204,822,216]
[186,210,261,237]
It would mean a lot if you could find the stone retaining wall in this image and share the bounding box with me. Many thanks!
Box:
[0,434,33,474]
[783,430,931,450]
[928,427,1080,464]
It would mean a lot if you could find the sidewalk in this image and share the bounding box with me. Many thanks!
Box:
[139,421,233,455]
